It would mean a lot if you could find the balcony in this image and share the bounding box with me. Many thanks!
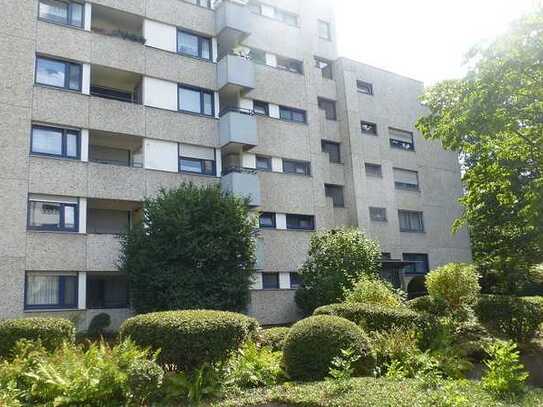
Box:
[221,168,261,207]
[215,0,251,58]
[87,199,143,235]
[90,65,143,104]
[91,4,145,45]
[219,108,257,149]
[217,54,255,93]
[89,131,143,168]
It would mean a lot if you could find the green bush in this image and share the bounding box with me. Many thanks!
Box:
[407,296,447,316]
[127,359,164,403]
[259,327,290,351]
[120,310,258,371]
[344,275,405,309]
[283,315,371,381]
[475,295,543,343]
[87,313,112,338]
[314,303,423,332]
[0,318,75,358]
[226,342,285,388]
[426,263,480,312]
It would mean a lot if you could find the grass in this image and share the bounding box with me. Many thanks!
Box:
[209,377,543,407]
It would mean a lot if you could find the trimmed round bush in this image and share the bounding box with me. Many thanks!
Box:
[119,310,259,371]
[475,295,543,343]
[426,263,480,311]
[283,315,371,381]
[260,327,290,351]
[0,318,75,358]
[314,303,423,332]
[127,359,164,403]
[407,296,448,316]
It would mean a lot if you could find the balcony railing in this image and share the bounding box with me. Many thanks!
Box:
[219,106,255,117]
[219,107,258,148]
[90,158,144,168]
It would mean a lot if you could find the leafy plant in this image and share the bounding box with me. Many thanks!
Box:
[259,327,289,351]
[127,359,164,404]
[344,275,405,309]
[482,340,529,398]
[164,363,224,406]
[327,347,361,384]
[369,328,419,377]
[225,342,284,388]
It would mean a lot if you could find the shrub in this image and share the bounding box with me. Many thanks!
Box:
[163,363,224,406]
[314,303,423,332]
[482,340,528,397]
[295,228,381,314]
[282,315,371,381]
[87,313,112,338]
[475,295,543,343]
[127,359,164,404]
[226,342,285,388]
[259,327,290,351]
[407,296,447,316]
[426,263,480,312]
[120,310,258,371]
[369,328,420,376]
[344,275,405,308]
[0,318,75,358]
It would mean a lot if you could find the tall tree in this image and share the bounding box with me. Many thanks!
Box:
[119,183,256,314]
[417,10,543,292]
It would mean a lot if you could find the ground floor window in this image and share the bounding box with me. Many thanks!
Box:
[25,272,78,310]
[87,274,129,309]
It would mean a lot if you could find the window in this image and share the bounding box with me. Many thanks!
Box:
[177,30,211,60]
[357,80,373,95]
[318,98,337,120]
[249,48,267,65]
[394,168,420,191]
[28,199,78,232]
[399,210,425,233]
[185,0,212,8]
[276,56,304,74]
[361,121,378,135]
[315,57,333,80]
[283,160,311,176]
[321,140,341,163]
[286,214,315,230]
[277,10,299,26]
[370,207,387,222]
[31,125,80,159]
[25,272,78,310]
[87,274,129,309]
[382,252,392,260]
[178,85,214,116]
[253,100,269,116]
[179,157,215,175]
[389,128,415,151]
[365,163,383,178]
[38,0,83,28]
[325,185,344,208]
[318,20,331,40]
[290,273,302,289]
[259,212,276,229]
[262,273,280,290]
[249,2,299,27]
[35,56,82,91]
[279,106,306,123]
[403,253,430,275]
[256,156,272,171]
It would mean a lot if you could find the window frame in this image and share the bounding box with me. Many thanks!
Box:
[369,207,388,222]
[318,97,337,121]
[177,29,212,61]
[286,214,315,231]
[255,155,272,171]
[276,56,304,74]
[259,212,276,229]
[394,168,420,191]
[290,272,302,289]
[24,272,79,310]
[279,106,307,123]
[402,253,430,275]
[86,274,130,309]
[318,20,332,40]
[321,140,341,163]
[389,128,415,151]
[357,80,374,95]
[249,1,300,27]
[38,0,85,28]
[35,56,82,92]
[178,84,215,117]
[315,57,333,80]
[262,273,280,290]
[398,210,425,233]
[30,125,81,160]
[283,159,311,176]
[365,163,383,178]
[179,156,216,176]
[253,100,269,116]
[325,184,345,208]
[361,121,378,135]
[27,199,79,232]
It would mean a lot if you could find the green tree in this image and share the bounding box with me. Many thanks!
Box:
[295,228,381,314]
[417,10,543,292]
[119,183,256,314]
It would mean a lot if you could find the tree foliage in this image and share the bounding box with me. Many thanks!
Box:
[295,228,381,314]
[119,183,256,314]
[417,10,543,292]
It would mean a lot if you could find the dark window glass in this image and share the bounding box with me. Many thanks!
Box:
[179,157,215,175]
[325,184,344,207]
[290,273,302,289]
[39,0,83,28]
[279,106,306,123]
[318,20,331,40]
[286,214,315,230]
[178,86,214,116]
[283,160,311,176]
[361,121,378,135]
[31,126,80,159]
[256,156,272,171]
[365,163,383,177]
[25,273,78,310]
[36,57,81,91]
[370,207,387,222]
[318,98,337,120]
[262,273,280,289]
[249,49,267,65]
[253,100,269,115]
[403,253,430,275]
[178,30,212,60]
[389,128,415,151]
[28,200,78,232]
[276,56,304,74]
[321,140,341,163]
[259,212,276,228]
[394,168,420,191]
[399,210,425,233]
[315,57,333,80]
[357,80,374,95]
[87,274,129,309]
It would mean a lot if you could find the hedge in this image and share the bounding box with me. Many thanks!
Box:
[0,318,75,358]
[407,296,448,316]
[475,295,543,343]
[119,310,259,371]
[283,315,371,381]
[314,303,423,332]
[260,327,290,351]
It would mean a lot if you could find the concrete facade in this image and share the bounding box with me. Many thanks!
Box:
[0,0,471,329]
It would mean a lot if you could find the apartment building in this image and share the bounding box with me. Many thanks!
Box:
[0,0,471,329]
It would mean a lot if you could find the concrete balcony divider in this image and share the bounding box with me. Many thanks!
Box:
[217,55,255,92]
[219,109,257,148]
[221,170,261,207]
[215,0,251,55]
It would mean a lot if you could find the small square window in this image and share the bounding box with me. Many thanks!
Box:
[399,210,425,233]
[315,57,333,80]
[318,98,337,120]
[318,20,332,40]
[370,207,387,222]
[259,212,276,229]
[262,273,280,290]
[357,80,374,95]
[253,100,269,116]
[321,140,341,163]
[325,184,345,208]
[365,163,383,178]
[256,156,272,171]
[361,121,378,135]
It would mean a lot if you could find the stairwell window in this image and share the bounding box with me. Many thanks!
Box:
[399,210,425,233]
[315,57,333,80]
[365,163,383,178]
[370,207,387,222]
[31,125,80,159]
[25,272,78,310]
[35,56,82,91]
[321,140,341,163]
[357,80,374,95]
[361,121,378,135]
[177,30,212,61]
[39,0,83,28]
[178,85,214,116]
[279,106,306,123]
[318,98,337,120]
[325,184,345,208]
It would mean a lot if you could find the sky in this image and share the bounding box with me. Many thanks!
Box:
[335,0,540,85]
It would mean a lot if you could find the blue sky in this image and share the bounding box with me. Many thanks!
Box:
[335,0,539,84]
